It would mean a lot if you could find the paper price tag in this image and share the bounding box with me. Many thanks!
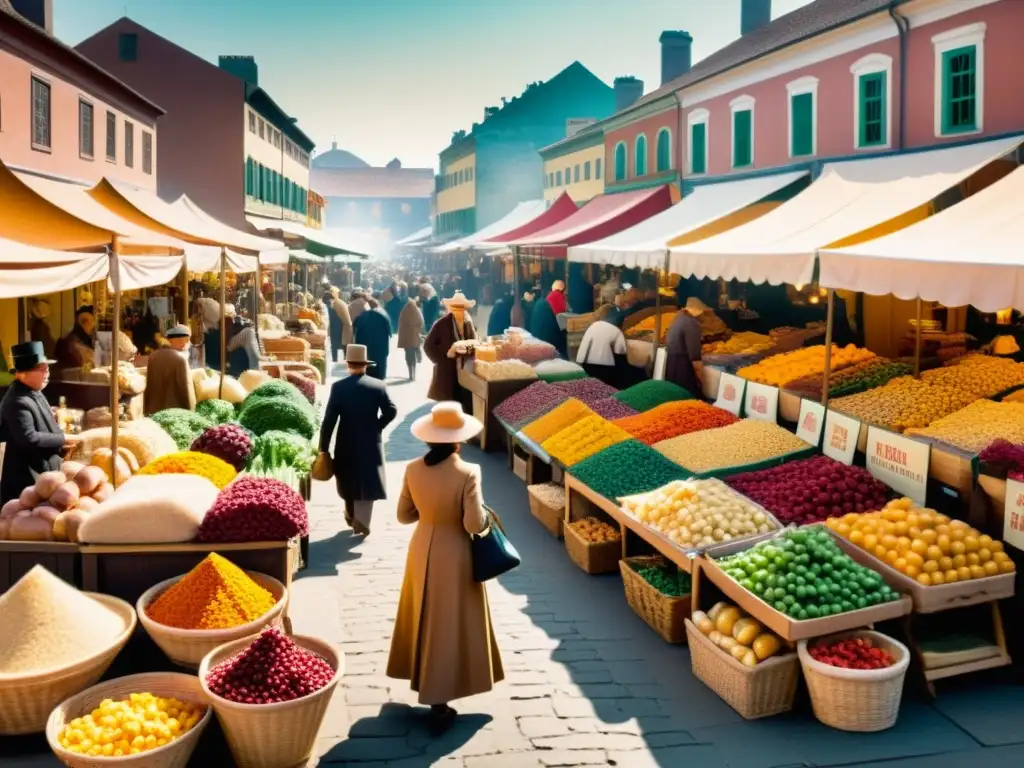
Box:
[865,426,930,505]
[822,409,861,465]
[796,400,826,447]
[714,373,746,416]
[1003,478,1024,552]
[744,382,779,423]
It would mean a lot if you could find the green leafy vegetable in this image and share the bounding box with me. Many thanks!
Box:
[151,409,214,450]
[251,430,317,472]
[196,398,237,424]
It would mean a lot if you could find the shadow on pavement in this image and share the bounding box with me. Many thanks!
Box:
[297,529,364,580]
[384,402,434,462]
[320,704,491,764]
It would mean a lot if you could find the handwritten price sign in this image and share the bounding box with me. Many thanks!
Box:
[744,382,779,423]
[796,400,825,447]
[865,426,929,504]
[822,409,861,465]
[714,373,746,416]
[1004,478,1024,552]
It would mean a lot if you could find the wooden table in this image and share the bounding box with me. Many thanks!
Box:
[0,540,80,592]
[458,366,535,453]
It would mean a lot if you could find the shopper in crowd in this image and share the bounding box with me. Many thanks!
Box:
[568,264,594,315]
[354,297,392,380]
[546,279,569,316]
[398,295,425,381]
[143,325,196,415]
[665,297,707,396]
[329,287,353,362]
[53,305,96,371]
[386,281,406,331]
[519,290,536,330]
[387,401,504,736]
[488,289,514,337]
[424,292,476,408]
[348,289,368,324]
[319,344,397,536]
[530,292,567,358]
[576,318,641,389]
[420,282,441,330]
[0,342,79,505]
[225,306,261,377]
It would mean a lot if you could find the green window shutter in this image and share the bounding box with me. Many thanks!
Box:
[656,130,671,172]
[942,45,977,134]
[691,123,706,174]
[858,73,886,147]
[791,93,813,156]
[614,143,626,181]
[635,135,647,176]
[733,110,752,168]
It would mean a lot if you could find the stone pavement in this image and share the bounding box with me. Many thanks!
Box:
[290,340,1024,768]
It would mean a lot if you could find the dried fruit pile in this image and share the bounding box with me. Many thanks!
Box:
[521,399,596,444]
[191,423,253,472]
[590,396,639,421]
[654,420,811,474]
[738,345,875,388]
[554,376,619,404]
[905,399,1024,454]
[542,415,631,466]
[568,517,620,543]
[197,476,309,542]
[493,381,569,429]
[808,636,896,670]
[614,400,738,445]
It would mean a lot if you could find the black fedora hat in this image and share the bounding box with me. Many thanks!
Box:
[9,341,55,374]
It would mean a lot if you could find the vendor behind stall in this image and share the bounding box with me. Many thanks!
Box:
[29,299,56,357]
[225,306,261,377]
[576,319,642,389]
[197,296,222,369]
[0,342,78,505]
[54,305,95,371]
[143,325,196,415]
[665,297,707,397]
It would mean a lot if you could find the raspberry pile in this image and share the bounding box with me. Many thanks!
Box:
[808,636,896,670]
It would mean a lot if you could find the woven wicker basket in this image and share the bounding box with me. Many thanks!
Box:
[619,556,691,644]
[685,619,799,719]
[198,635,343,768]
[137,571,289,670]
[528,483,565,538]
[798,630,910,732]
[0,593,137,735]
[45,672,213,768]
[563,523,620,574]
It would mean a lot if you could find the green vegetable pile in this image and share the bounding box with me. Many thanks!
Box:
[614,380,693,412]
[151,408,214,450]
[251,430,317,473]
[633,561,691,597]
[830,361,913,398]
[242,380,314,417]
[239,397,316,439]
[196,398,237,424]
[569,440,688,501]
[717,526,900,620]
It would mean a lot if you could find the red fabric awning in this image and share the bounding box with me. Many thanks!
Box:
[482,192,579,244]
[510,185,676,258]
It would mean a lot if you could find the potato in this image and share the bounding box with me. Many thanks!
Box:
[753,633,781,661]
[77,496,99,512]
[19,487,40,510]
[707,602,730,622]
[693,610,715,635]
[719,637,738,653]
[53,509,89,543]
[715,606,742,637]
[733,618,762,647]
[741,649,759,668]
[0,518,10,539]
[9,515,54,541]
[61,461,87,479]
[34,470,66,500]
[32,505,61,524]
[73,465,107,496]
[1,498,22,519]
[49,481,82,511]
[91,483,115,503]
[708,630,723,647]
[730,643,751,661]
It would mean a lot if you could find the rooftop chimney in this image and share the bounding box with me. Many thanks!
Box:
[218,55,259,86]
[741,0,771,36]
[9,0,52,33]
[659,31,693,86]
[614,76,644,113]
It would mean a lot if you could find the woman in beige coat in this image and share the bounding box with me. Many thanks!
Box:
[387,402,504,735]
[397,297,424,380]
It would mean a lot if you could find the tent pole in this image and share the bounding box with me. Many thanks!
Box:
[511,245,523,330]
[651,251,669,377]
[914,298,923,377]
[254,254,261,323]
[821,289,835,407]
[219,247,227,399]
[109,237,122,487]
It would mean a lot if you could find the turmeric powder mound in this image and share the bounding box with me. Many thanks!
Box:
[146,553,277,630]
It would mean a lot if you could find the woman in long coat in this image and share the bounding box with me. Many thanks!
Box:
[387,402,504,734]
[354,298,393,380]
[398,297,424,380]
[424,292,476,407]
[529,294,567,358]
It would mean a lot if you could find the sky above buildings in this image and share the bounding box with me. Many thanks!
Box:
[56,0,813,171]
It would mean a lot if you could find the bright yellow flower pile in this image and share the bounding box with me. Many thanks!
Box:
[738,344,875,387]
[137,451,237,489]
[541,415,630,466]
[522,398,596,444]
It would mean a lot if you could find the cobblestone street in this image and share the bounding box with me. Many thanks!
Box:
[288,341,1024,768]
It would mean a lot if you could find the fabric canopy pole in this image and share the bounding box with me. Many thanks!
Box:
[219,247,227,399]
[914,298,923,377]
[651,252,668,375]
[109,237,122,485]
[511,246,523,329]
[821,289,835,407]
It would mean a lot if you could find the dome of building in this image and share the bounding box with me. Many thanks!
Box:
[312,142,370,169]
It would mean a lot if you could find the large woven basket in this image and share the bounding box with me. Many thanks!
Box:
[685,619,799,720]
[528,483,565,538]
[45,672,212,768]
[563,522,621,575]
[619,556,690,644]
[798,630,910,732]
[0,593,137,735]
[136,571,288,670]
[199,635,343,768]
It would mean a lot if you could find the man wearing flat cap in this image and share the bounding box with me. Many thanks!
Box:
[143,325,196,415]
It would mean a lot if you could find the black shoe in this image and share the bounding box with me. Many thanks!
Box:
[427,706,456,736]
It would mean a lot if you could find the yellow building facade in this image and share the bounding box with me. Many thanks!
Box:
[539,128,605,204]
[436,142,477,236]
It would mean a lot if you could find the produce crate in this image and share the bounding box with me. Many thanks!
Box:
[564,521,621,575]
[527,482,565,538]
[508,434,552,485]
[0,541,80,593]
[620,555,691,643]
[685,619,799,719]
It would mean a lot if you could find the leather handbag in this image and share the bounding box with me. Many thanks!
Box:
[471,509,521,582]
[311,451,334,482]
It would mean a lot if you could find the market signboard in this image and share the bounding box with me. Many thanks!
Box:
[714,373,746,416]
[822,410,861,465]
[1003,478,1024,552]
[744,382,779,423]
[796,399,826,447]
[865,426,929,504]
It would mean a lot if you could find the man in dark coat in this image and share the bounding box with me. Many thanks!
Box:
[424,292,476,410]
[319,344,397,536]
[665,297,706,397]
[530,295,567,358]
[487,290,513,337]
[0,342,77,505]
[354,298,393,380]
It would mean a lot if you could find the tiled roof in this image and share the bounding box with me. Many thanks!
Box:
[311,167,434,200]
[631,0,892,110]
[0,2,163,115]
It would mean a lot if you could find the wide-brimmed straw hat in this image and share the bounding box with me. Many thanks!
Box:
[165,324,191,339]
[345,344,373,365]
[411,402,483,444]
[442,291,476,310]
[685,297,709,314]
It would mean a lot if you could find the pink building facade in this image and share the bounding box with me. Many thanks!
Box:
[603,104,680,191]
[0,6,162,188]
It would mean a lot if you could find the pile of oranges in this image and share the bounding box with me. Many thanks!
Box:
[825,498,1015,586]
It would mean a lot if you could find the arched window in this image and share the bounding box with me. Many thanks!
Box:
[613,141,627,181]
[634,134,648,176]
[656,128,672,172]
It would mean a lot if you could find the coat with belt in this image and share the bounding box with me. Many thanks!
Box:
[423,313,475,402]
[386,454,504,704]
[143,348,196,415]
[397,300,424,350]
[0,381,65,505]
[319,373,397,501]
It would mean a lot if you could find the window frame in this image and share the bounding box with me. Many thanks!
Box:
[105,110,116,162]
[124,121,134,168]
[30,75,51,152]
[118,33,138,62]
[634,133,648,177]
[613,141,627,181]
[932,22,985,137]
[258,118,265,140]
[655,127,672,173]
[687,108,709,175]
[850,53,893,150]
[786,76,818,158]
[556,169,563,186]
[574,164,580,183]
[584,160,591,181]
[595,157,602,180]
[142,131,153,175]
[248,111,256,133]
[729,95,755,169]
[78,98,94,160]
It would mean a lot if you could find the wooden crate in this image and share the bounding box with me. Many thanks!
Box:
[0,541,80,592]
[508,434,552,486]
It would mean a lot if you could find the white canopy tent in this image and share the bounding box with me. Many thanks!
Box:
[432,200,549,252]
[568,171,807,269]
[394,226,432,247]
[819,164,1024,312]
[668,136,1022,286]
[245,214,373,258]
